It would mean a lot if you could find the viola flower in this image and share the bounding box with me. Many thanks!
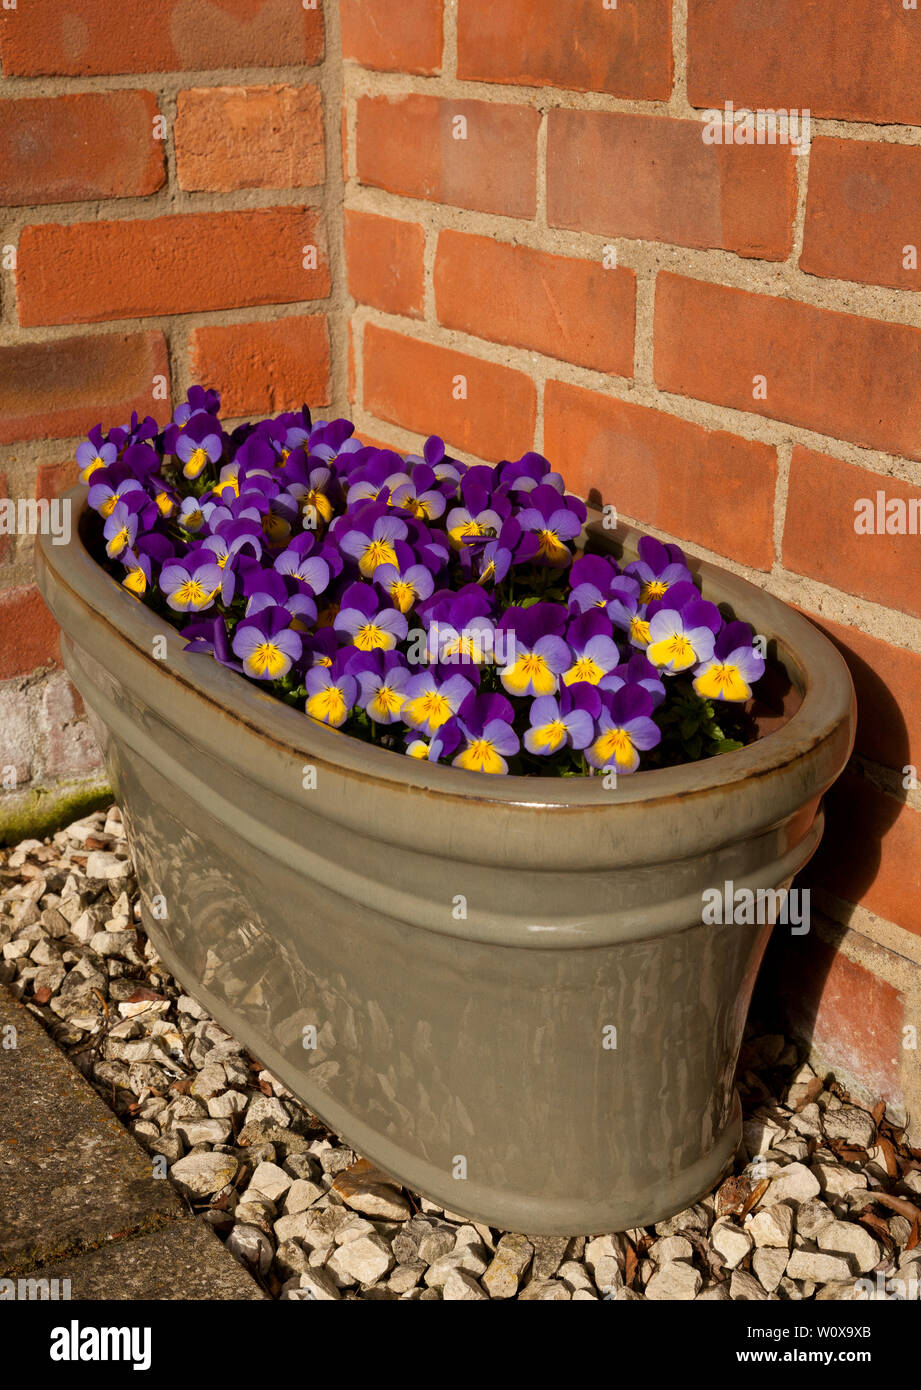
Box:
[425,588,496,666]
[348,650,411,724]
[160,556,223,613]
[76,433,117,483]
[524,683,601,755]
[402,671,477,737]
[406,518,450,574]
[516,483,584,565]
[497,603,570,697]
[469,517,539,585]
[568,555,639,615]
[585,686,662,774]
[87,471,145,519]
[231,605,302,680]
[120,548,152,598]
[176,426,222,481]
[607,588,652,650]
[334,581,408,652]
[302,627,339,670]
[150,477,179,520]
[445,483,504,548]
[211,461,242,505]
[645,599,721,674]
[388,464,448,522]
[499,451,566,496]
[562,610,620,686]
[339,512,408,577]
[453,692,520,775]
[405,718,461,762]
[602,653,667,708]
[119,532,173,599]
[624,536,693,605]
[693,621,765,702]
[178,496,207,533]
[373,557,435,614]
[304,658,357,728]
[182,615,242,673]
[103,499,142,559]
[260,497,294,549]
[274,542,331,600]
[288,464,337,530]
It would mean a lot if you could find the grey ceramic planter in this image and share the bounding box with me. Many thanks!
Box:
[37,490,854,1235]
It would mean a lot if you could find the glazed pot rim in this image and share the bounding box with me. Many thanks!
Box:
[38,486,855,812]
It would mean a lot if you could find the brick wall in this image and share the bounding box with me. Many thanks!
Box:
[0,0,347,836]
[1,1,919,1129]
[341,0,921,1128]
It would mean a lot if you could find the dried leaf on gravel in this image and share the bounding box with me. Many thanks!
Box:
[877,1135,901,1180]
[624,1241,638,1290]
[716,1174,752,1216]
[796,1076,825,1110]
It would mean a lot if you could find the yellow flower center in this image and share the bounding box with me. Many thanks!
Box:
[630,615,650,645]
[307,686,346,725]
[564,657,603,686]
[174,579,210,608]
[355,623,387,651]
[457,738,504,774]
[532,719,568,752]
[123,568,146,596]
[246,642,288,679]
[390,580,415,613]
[371,685,404,718]
[185,447,209,475]
[361,539,399,575]
[537,528,568,563]
[594,727,635,768]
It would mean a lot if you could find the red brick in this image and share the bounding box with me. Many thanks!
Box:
[801,611,921,776]
[809,771,921,937]
[0,0,322,76]
[801,138,921,291]
[345,210,425,319]
[341,0,443,75]
[0,585,60,679]
[356,94,540,220]
[759,936,905,1107]
[0,92,165,207]
[458,0,672,100]
[0,333,169,445]
[434,230,635,377]
[543,380,777,570]
[687,0,921,125]
[36,461,79,503]
[363,324,536,463]
[654,273,921,462]
[547,111,795,260]
[17,208,329,327]
[175,85,324,192]
[190,316,330,418]
[783,448,921,620]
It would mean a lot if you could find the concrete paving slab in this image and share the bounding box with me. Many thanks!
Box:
[0,986,183,1274]
[35,1219,267,1300]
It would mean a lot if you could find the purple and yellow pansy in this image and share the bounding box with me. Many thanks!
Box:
[80,387,767,777]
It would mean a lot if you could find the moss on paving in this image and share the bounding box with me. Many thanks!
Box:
[0,777,112,847]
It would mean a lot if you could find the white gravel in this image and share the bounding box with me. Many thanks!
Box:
[3,806,921,1301]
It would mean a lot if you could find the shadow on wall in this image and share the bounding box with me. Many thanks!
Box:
[754,629,910,1115]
